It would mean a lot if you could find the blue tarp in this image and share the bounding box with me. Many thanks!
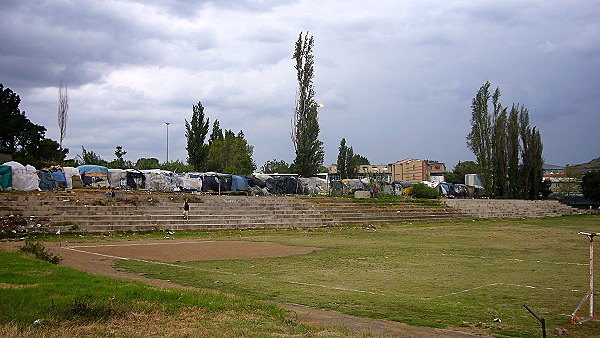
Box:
[38,171,59,190]
[231,175,249,191]
[77,165,109,175]
[51,170,66,183]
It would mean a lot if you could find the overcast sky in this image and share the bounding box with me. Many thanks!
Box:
[1,0,598,170]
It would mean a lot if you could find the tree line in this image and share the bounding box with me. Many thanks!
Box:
[467,81,544,199]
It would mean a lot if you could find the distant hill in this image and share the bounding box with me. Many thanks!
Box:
[566,157,600,177]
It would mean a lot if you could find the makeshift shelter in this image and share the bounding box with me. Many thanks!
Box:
[231,175,248,192]
[77,165,109,187]
[246,175,267,188]
[38,170,59,190]
[269,175,301,194]
[126,169,146,189]
[50,169,67,189]
[63,167,83,189]
[141,169,179,191]
[108,169,127,188]
[0,165,12,190]
[178,172,202,191]
[341,179,365,192]
[3,161,39,191]
[200,173,232,193]
[299,177,327,195]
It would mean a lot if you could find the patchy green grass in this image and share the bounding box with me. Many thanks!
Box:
[117,215,600,337]
[0,251,336,336]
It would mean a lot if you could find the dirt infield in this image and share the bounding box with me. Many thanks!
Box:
[59,240,322,262]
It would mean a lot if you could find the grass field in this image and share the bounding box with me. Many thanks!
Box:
[0,251,343,336]
[116,215,600,337]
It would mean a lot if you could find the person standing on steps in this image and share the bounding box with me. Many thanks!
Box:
[183,198,190,220]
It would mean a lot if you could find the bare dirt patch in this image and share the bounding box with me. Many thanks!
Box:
[61,240,321,262]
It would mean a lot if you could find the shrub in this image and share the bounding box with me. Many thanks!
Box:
[19,241,62,264]
[411,183,439,199]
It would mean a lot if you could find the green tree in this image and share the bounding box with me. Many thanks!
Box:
[354,154,370,165]
[159,160,194,173]
[0,83,45,155]
[507,105,520,198]
[107,145,132,169]
[581,171,600,201]
[491,88,508,197]
[135,157,160,170]
[467,82,493,193]
[209,120,223,144]
[206,129,255,175]
[76,146,108,166]
[261,159,291,174]
[290,32,324,177]
[1,83,67,167]
[445,161,480,184]
[336,138,348,179]
[185,101,210,171]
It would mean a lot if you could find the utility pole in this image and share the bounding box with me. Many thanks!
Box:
[165,122,170,163]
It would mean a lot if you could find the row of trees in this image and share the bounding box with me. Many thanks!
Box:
[185,102,256,175]
[467,82,544,199]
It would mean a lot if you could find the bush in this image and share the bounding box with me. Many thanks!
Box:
[19,241,62,264]
[411,183,439,199]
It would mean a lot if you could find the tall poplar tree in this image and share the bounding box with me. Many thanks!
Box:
[491,87,508,196]
[466,82,493,192]
[185,101,210,171]
[290,32,324,177]
[507,105,520,198]
[337,138,348,179]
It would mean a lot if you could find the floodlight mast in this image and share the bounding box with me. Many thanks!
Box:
[571,232,599,324]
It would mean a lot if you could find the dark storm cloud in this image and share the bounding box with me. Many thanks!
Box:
[0,0,217,88]
[1,0,598,168]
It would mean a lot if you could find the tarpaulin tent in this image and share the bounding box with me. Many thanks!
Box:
[269,175,302,194]
[77,165,109,187]
[200,173,232,192]
[108,169,127,188]
[231,175,248,191]
[176,173,201,191]
[126,169,146,189]
[50,169,67,189]
[299,177,327,195]
[38,170,59,190]
[3,161,39,191]
[141,169,179,191]
[0,165,12,190]
[63,167,82,189]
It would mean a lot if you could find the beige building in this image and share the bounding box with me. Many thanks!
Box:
[389,158,446,183]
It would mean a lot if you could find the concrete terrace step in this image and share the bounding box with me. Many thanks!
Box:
[441,199,580,218]
[2,191,468,232]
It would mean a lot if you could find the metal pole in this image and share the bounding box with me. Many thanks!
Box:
[165,122,170,163]
[590,234,594,317]
[524,305,546,338]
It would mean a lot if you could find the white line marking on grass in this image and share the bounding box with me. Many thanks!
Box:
[62,247,379,295]
[67,240,217,249]
[421,253,587,266]
[423,282,585,300]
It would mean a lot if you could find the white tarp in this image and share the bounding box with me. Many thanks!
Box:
[179,173,202,191]
[299,177,327,195]
[63,166,81,189]
[108,169,127,188]
[141,169,180,191]
[3,161,39,191]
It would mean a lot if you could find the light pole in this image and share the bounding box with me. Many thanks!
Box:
[165,122,170,163]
